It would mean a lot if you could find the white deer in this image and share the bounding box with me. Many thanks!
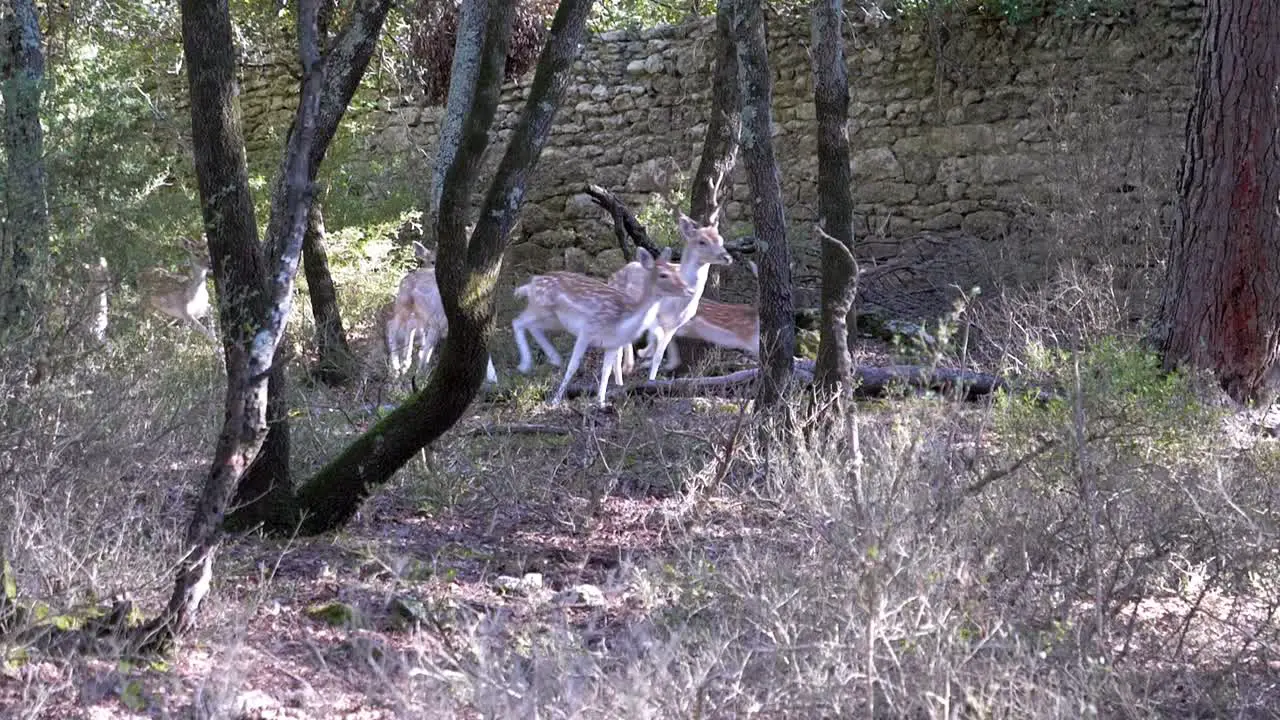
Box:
[512,247,691,406]
[138,245,217,342]
[612,213,732,380]
[386,241,498,383]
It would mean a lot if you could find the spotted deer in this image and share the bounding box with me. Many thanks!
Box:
[611,213,732,381]
[138,242,217,342]
[675,298,760,359]
[512,247,692,406]
[386,241,498,383]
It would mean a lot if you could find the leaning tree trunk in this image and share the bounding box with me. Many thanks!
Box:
[302,200,356,385]
[810,0,857,393]
[1156,0,1280,406]
[291,0,595,534]
[228,0,393,528]
[138,0,322,651]
[0,0,49,333]
[732,0,794,407]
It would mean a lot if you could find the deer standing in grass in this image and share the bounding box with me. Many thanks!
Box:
[83,256,110,344]
[138,243,217,342]
[612,213,733,381]
[513,247,692,406]
[386,241,498,383]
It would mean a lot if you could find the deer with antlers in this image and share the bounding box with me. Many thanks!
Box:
[137,240,217,342]
[513,246,692,406]
[386,241,498,383]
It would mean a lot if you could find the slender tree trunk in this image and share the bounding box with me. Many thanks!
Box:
[138,0,322,650]
[292,0,595,533]
[302,200,356,385]
[732,0,794,407]
[810,0,857,393]
[688,0,739,227]
[1156,0,1280,406]
[0,0,49,332]
[229,0,393,525]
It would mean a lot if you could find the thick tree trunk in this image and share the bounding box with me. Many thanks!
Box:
[688,0,739,228]
[810,0,857,393]
[292,0,594,534]
[302,201,356,385]
[139,0,322,651]
[229,0,393,525]
[732,0,794,407]
[1156,0,1280,406]
[0,0,49,331]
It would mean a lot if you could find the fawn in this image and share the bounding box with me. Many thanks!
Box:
[386,241,498,383]
[138,245,217,342]
[512,247,692,406]
[612,213,732,380]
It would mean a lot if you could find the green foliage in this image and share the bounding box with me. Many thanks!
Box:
[41,21,202,277]
[892,0,1132,26]
[996,337,1218,467]
[635,173,691,250]
[588,0,705,33]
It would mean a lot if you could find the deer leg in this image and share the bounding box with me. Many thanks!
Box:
[513,312,537,374]
[598,348,619,406]
[529,327,562,367]
[485,355,498,384]
[550,335,591,406]
[611,346,626,387]
[662,331,682,371]
[419,327,441,373]
[647,328,676,381]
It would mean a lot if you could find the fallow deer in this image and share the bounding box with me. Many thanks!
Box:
[611,213,732,381]
[512,247,691,406]
[386,241,498,383]
[138,243,217,342]
[674,299,760,359]
[83,256,110,344]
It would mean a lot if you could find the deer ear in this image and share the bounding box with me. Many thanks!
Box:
[636,247,655,268]
[413,241,430,260]
[658,246,674,263]
[677,214,697,238]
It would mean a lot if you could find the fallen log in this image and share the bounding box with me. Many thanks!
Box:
[549,361,1054,404]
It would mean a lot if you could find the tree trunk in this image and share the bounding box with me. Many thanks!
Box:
[302,200,356,385]
[138,0,323,651]
[228,0,393,526]
[292,0,594,533]
[732,0,794,407]
[688,0,739,228]
[810,0,857,393]
[1156,0,1280,406]
[0,0,49,332]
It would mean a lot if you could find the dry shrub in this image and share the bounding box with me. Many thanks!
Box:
[406,0,559,105]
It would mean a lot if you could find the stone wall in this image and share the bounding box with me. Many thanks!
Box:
[233,1,1204,299]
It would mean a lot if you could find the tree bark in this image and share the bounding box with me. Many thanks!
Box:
[302,200,356,385]
[732,0,794,407]
[139,0,323,651]
[230,0,393,525]
[292,0,594,533]
[1156,0,1280,406]
[0,0,49,332]
[810,0,857,393]
[688,0,739,228]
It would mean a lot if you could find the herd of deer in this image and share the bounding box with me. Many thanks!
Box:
[83,215,757,405]
[386,213,759,405]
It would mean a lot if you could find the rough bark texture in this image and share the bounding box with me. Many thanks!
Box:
[302,201,356,385]
[810,0,857,393]
[230,0,392,524]
[137,0,322,650]
[293,0,594,533]
[1157,0,1280,405]
[0,0,49,330]
[687,0,739,228]
[733,0,794,407]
